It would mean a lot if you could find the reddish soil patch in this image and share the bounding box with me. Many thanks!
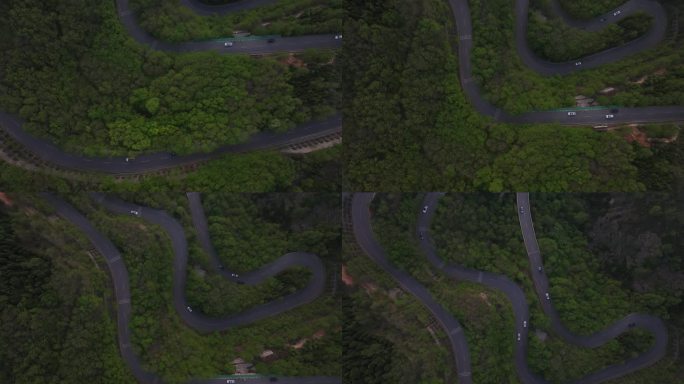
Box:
[362,282,378,294]
[313,330,326,339]
[0,192,13,206]
[280,53,306,68]
[291,338,307,349]
[625,126,651,148]
[341,264,355,286]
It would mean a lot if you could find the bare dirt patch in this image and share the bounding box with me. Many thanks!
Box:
[0,192,13,206]
[625,125,651,148]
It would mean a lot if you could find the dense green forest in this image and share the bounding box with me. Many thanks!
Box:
[0,0,338,156]
[0,193,341,383]
[342,0,683,191]
[366,193,683,383]
[132,0,344,42]
[0,145,341,192]
[473,0,684,113]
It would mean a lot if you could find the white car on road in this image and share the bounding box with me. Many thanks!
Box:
[545,292,550,300]
[614,10,622,16]
[523,320,527,328]
[130,210,140,216]
[517,333,521,341]
[575,61,582,66]
[567,111,576,116]
[606,114,615,119]
[187,306,192,312]
[224,41,233,47]
[422,205,429,214]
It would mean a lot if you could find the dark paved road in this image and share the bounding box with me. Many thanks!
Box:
[352,192,669,384]
[0,111,340,175]
[178,0,278,14]
[0,0,341,175]
[449,0,684,124]
[45,193,339,384]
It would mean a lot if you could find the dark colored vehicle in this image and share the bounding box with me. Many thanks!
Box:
[237,281,245,285]
[610,108,619,113]
[269,378,278,382]
[267,38,275,43]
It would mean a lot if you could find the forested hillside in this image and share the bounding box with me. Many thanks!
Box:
[342,0,683,192]
[0,0,338,156]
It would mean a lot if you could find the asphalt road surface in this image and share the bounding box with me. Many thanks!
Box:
[449,0,684,125]
[352,193,668,384]
[0,0,341,175]
[179,0,279,15]
[0,111,340,175]
[45,193,340,384]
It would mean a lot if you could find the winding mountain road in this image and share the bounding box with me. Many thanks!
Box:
[450,0,684,125]
[44,193,340,384]
[350,193,474,384]
[352,192,669,383]
[0,0,341,175]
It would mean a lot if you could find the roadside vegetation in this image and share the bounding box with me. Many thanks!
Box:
[132,0,343,42]
[368,193,683,384]
[342,0,683,191]
[0,0,339,156]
